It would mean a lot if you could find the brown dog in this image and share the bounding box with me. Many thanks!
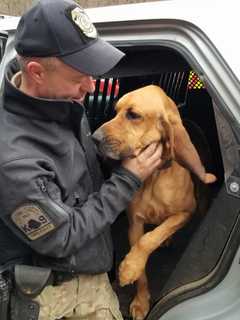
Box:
[93,85,216,320]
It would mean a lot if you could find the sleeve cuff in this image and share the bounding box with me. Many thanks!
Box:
[113,166,142,189]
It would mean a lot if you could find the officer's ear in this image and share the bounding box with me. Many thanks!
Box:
[26,61,46,84]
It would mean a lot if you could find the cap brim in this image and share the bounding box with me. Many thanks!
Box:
[59,38,125,76]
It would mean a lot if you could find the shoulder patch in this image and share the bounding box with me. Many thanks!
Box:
[11,204,55,240]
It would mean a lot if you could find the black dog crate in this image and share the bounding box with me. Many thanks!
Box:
[84,46,240,319]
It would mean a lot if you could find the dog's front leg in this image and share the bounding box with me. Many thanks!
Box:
[121,212,151,320]
[130,272,150,320]
[119,211,191,286]
[119,210,145,286]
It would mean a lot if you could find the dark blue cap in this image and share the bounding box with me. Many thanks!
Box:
[14,0,125,76]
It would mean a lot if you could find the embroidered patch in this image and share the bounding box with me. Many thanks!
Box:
[11,204,55,240]
[71,7,97,39]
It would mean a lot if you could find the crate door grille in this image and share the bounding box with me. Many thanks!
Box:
[85,78,119,132]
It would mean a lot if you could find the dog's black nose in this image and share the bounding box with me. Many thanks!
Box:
[92,128,105,146]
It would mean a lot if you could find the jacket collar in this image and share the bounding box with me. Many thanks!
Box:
[3,58,83,123]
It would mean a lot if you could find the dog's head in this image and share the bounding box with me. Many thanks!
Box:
[93,85,216,183]
[93,85,174,161]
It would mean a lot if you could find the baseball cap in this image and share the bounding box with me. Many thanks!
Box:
[14,0,125,76]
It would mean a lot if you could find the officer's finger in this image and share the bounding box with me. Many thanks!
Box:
[138,142,158,158]
[144,144,163,163]
[152,144,163,159]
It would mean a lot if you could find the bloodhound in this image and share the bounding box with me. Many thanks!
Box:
[93,85,216,320]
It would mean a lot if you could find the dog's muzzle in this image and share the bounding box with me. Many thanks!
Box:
[92,128,122,160]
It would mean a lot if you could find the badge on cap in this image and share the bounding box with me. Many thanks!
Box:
[71,7,97,39]
[11,203,56,240]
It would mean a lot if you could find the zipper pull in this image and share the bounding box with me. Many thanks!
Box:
[39,179,47,192]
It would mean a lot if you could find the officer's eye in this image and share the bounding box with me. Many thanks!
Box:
[126,109,142,120]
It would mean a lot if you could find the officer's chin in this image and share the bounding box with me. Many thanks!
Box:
[73,95,86,104]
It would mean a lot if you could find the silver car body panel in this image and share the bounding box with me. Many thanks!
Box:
[159,244,240,320]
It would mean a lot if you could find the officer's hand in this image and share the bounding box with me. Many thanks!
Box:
[122,143,163,181]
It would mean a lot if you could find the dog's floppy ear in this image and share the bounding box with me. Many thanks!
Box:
[166,98,216,184]
[160,116,174,162]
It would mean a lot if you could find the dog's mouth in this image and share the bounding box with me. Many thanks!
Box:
[99,137,122,160]
[93,128,165,160]
[92,133,129,160]
[98,139,164,160]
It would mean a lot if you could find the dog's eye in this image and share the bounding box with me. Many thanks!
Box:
[126,110,142,120]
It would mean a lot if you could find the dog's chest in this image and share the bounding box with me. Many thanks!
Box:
[130,162,195,224]
[131,184,172,224]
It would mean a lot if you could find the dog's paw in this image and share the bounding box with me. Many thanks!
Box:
[130,294,150,320]
[119,249,147,286]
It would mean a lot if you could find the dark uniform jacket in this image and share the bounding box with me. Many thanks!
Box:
[0,59,141,274]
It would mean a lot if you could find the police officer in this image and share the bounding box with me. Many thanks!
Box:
[0,0,162,319]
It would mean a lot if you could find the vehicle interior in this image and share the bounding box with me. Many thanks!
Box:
[84,45,240,319]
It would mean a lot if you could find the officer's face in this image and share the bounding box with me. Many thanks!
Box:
[39,58,95,102]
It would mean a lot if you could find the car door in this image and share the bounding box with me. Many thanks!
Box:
[86,6,240,320]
